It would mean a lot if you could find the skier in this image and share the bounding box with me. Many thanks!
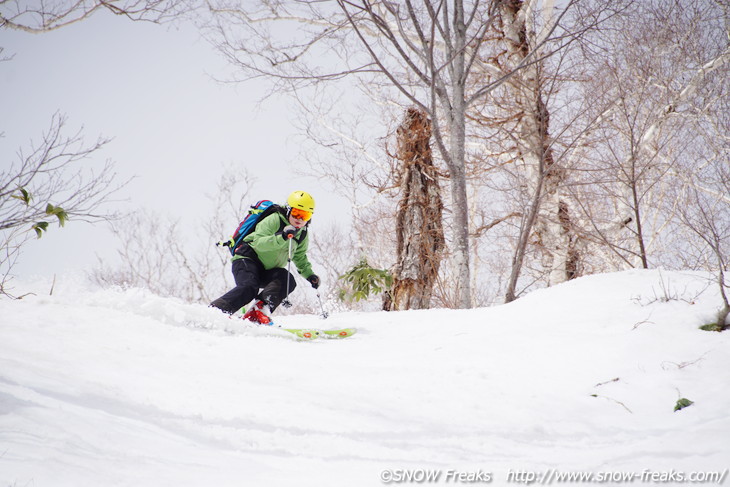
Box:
[210,190,321,325]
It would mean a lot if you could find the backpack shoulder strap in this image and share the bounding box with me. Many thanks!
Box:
[294,225,308,244]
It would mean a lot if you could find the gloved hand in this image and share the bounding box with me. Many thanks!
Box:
[307,274,320,289]
[282,225,297,240]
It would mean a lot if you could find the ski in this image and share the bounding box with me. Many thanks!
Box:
[232,314,357,341]
[281,327,357,340]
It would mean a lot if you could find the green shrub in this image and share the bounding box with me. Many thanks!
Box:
[337,258,392,303]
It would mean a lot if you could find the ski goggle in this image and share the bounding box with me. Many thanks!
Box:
[290,207,312,221]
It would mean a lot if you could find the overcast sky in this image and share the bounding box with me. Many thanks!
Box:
[2,11,348,280]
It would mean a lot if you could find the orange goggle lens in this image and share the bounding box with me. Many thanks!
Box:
[290,208,312,221]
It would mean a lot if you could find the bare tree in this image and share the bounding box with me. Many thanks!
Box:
[463,0,631,301]
[0,112,126,295]
[92,210,231,303]
[676,145,730,331]
[677,168,730,331]
[0,0,184,32]
[490,1,578,302]
[0,0,193,296]
[567,0,729,272]
[673,48,730,330]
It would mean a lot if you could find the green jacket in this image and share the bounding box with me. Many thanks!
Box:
[234,211,314,279]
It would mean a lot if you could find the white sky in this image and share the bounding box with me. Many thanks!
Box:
[1,11,349,279]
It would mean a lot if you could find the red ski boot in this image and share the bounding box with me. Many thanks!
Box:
[242,300,273,326]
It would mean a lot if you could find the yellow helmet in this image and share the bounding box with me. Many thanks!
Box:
[287,191,315,213]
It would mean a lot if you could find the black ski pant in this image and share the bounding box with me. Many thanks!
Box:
[211,257,296,314]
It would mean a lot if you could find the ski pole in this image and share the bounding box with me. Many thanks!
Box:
[316,290,329,319]
[281,236,294,308]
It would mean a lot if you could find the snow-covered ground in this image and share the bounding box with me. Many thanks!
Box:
[1,269,729,487]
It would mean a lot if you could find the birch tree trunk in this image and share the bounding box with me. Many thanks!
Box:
[444,0,473,308]
[389,108,445,310]
[501,0,579,302]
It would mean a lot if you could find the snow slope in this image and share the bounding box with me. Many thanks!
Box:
[1,269,729,486]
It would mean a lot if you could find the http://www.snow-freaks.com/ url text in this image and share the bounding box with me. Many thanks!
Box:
[379,468,728,484]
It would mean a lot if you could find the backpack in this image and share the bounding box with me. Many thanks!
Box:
[220,200,281,256]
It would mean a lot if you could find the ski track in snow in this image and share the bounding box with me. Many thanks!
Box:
[1,269,729,486]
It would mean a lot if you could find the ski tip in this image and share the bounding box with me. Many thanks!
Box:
[321,327,357,339]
